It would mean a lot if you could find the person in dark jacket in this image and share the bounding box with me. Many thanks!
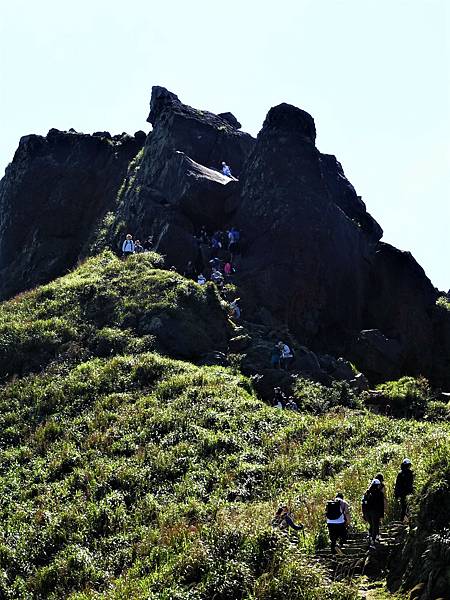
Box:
[394,458,414,521]
[272,506,303,532]
[362,479,385,547]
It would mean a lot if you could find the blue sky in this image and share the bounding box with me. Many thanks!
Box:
[1,0,448,289]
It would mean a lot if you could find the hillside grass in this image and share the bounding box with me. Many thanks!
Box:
[0,255,448,599]
[0,349,448,599]
[0,251,228,380]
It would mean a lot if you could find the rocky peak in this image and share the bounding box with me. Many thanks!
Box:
[261,102,317,145]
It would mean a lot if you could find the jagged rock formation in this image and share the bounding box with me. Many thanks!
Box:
[0,86,448,386]
[111,86,254,267]
[0,129,144,299]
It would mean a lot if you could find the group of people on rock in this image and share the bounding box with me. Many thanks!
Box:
[196,226,241,256]
[270,341,294,369]
[122,234,154,256]
[272,387,298,410]
[272,459,414,556]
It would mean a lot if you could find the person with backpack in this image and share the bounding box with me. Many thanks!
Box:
[326,493,349,554]
[122,234,135,257]
[272,506,304,533]
[270,344,282,369]
[362,478,385,547]
[394,458,414,521]
[279,341,294,370]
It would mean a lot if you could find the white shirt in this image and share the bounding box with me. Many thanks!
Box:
[326,498,346,524]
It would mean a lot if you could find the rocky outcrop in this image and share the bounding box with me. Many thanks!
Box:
[112,87,254,268]
[234,102,382,351]
[0,129,143,299]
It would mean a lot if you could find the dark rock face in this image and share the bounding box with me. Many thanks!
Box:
[234,102,382,350]
[113,86,254,268]
[350,329,404,382]
[0,129,143,299]
[362,243,437,379]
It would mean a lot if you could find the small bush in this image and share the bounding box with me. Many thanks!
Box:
[376,376,432,417]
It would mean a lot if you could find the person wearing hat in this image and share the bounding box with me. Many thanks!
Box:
[394,458,414,521]
[362,478,385,547]
[221,161,232,177]
[122,234,135,257]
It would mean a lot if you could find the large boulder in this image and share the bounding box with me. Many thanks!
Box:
[234,102,382,351]
[0,129,143,299]
[364,243,437,378]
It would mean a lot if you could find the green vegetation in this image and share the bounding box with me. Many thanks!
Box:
[376,376,433,417]
[0,256,448,599]
[436,295,450,311]
[0,251,228,380]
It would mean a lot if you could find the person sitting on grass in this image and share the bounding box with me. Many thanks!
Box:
[197,273,206,285]
[272,387,285,408]
[285,397,299,411]
[272,506,304,532]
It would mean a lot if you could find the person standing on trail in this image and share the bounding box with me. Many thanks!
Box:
[394,458,414,521]
[375,472,388,513]
[326,493,348,554]
[122,234,135,257]
[362,479,385,548]
[279,341,294,370]
[221,161,232,177]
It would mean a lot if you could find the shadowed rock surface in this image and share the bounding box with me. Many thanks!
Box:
[0,129,144,299]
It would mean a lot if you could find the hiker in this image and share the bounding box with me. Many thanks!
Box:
[197,273,206,285]
[326,493,349,554]
[270,344,282,368]
[224,261,233,277]
[134,239,144,253]
[272,387,285,408]
[184,261,195,279]
[285,397,299,411]
[375,473,388,513]
[211,269,224,287]
[222,162,232,177]
[272,506,304,532]
[122,234,135,257]
[279,341,294,370]
[394,458,414,521]
[229,299,241,320]
[209,257,221,270]
[143,236,153,252]
[362,479,385,547]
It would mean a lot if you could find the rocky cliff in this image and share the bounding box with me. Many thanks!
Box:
[0,128,144,298]
[0,87,447,387]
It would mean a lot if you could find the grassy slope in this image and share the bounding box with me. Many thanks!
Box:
[0,256,448,600]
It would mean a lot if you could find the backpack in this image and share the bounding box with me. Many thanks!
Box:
[326,499,342,520]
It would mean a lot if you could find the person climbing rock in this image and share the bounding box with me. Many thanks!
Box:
[221,161,232,177]
[197,273,206,285]
[211,269,224,287]
[362,478,385,547]
[229,299,241,320]
[183,260,195,279]
[122,234,135,257]
[285,397,299,411]
[224,261,233,277]
[326,493,348,554]
[143,236,153,251]
[270,344,282,368]
[279,341,294,370]
[134,239,144,253]
[394,458,414,521]
[272,506,304,532]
